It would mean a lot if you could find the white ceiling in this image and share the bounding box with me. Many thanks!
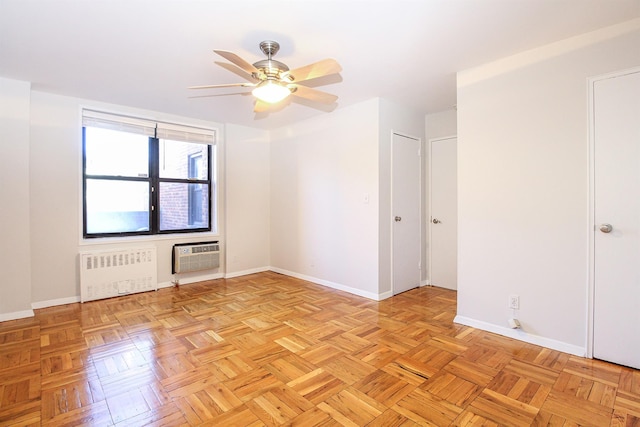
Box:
[1,0,639,129]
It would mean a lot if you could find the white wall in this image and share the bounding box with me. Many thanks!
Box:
[225,124,270,277]
[29,92,85,304]
[0,77,33,320]
[269,99,381,299]
[455,20,640,355]
[426,109,457,141]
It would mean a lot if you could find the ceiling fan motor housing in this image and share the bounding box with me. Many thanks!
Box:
[252,41,293,82]
[259,40,279,57]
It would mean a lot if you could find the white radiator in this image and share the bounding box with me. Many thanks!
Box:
[172,242,219,274]
[79,247,157,302]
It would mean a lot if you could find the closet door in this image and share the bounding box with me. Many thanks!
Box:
[429,136,457,290]
[392,133,421,294]
[593,69,640,369]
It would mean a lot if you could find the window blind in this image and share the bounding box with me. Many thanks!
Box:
[82,110,215,145]
[82,110,156,137]
[156,122,215,145]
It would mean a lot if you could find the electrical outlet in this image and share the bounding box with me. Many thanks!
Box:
[509,295,520,310]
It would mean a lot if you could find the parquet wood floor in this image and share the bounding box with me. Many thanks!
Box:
[0,271,638,426]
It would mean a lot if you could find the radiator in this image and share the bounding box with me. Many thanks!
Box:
[172,241,220,274]
[79,247,157,302]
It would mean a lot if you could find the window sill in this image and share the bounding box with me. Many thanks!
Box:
[78,230,220,247]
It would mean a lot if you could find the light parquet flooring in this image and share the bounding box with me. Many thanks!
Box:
[0,271,638,426]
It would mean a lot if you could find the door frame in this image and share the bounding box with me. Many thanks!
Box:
[428,135,457,288]
[587,66,640,359]
[390,131,422,295]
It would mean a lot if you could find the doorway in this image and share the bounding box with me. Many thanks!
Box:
[591,68,640,369]
[429,136,457,290]
[391,133,421,295]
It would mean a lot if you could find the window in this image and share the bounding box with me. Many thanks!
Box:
[187,153,204,226]
[82,110,216,238]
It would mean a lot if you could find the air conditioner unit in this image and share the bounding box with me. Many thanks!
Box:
[172,241,220,274]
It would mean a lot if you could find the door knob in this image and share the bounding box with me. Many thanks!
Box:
[395,216,402,222]
[432,218,441,224]
[599,223,613,233]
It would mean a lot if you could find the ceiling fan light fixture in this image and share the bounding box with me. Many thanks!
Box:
[252,80,291,104]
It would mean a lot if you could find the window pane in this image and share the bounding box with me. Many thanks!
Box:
[85,127,149,177]
[159,139,209,179]
[159,182,209,230]
[86,180,149,234]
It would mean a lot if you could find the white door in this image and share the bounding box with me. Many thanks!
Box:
[392,133,421,294]
[429,137,457,290]
[593,69,640,369]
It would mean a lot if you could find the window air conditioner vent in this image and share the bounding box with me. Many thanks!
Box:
[172,241,220,274]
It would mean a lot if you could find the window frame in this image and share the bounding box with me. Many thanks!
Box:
[82,112,215,239]
[187,152,205,226]
[155,141,213,235]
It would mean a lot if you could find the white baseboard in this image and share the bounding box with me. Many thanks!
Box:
[453,315,586,357]
[269,267,386,301]
[0,309,35,322]
[377,290,393,300]
[27,272,226,313]
[157,281,175,289]
[225,266,270,279]
[159,271,225,289]
[32,296,80,310]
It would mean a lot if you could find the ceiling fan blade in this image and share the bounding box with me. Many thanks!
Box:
[284,59,342,83]
[290,84,338,104]
[215,62,260,82]
[188,83,255,89]
[214,50,259,75]
[254,99,271,113]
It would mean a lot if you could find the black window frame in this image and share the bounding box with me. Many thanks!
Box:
[187,153,205,226]
[82,127,213,239]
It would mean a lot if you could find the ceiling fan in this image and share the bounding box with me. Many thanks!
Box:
[189,40,342,112]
